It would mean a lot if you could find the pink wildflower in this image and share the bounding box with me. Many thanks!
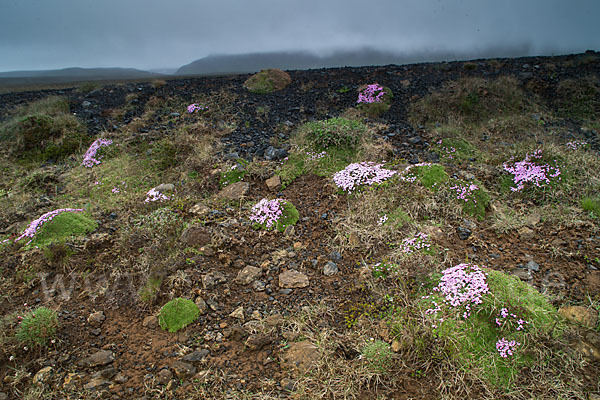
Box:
[14,209,84,245]
[82,138,112,168]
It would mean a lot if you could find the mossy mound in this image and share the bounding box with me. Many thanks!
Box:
[158,298,200,333]
[27,211,98,249]
[243,69,292,94]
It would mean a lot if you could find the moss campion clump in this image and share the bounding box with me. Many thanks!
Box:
[14,209,97,248]
[158,298,200,333]
[250,198,299,232]
[422,266,563,387]
[243,69,292,94]
[357,83,393,117]
[16,306,58,347]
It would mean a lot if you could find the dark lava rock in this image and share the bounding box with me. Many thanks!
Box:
[457,227,472,240]
[182,349,210,363]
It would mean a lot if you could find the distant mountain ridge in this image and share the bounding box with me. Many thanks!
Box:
[176,45,533,75]
[0,67,161,79]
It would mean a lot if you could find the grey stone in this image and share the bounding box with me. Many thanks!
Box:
[157,368,173,384]
[195,297,208,314]
[172,361,196,379]
[182,349,210,363]
[236,266,262,285]
[169,112,181,117]
[511,268,532,281]
[202,271,228,289]
[180,224,211,247]
[323,261,339,276]
[83,377,110,391]
[33,366,53,385]
[525,260,540,272]
[252,280,266,291]
[82,101,91,108]
[265,175,282,192]
[155,183,175,193]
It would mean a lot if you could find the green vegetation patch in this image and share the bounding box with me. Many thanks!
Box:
[243,69,292,94]
[448,179,490,220]
[277,146,356,189]
[301,117,367,150]
[27,211,98,249]
[581,196,600,217]
[436,137,476,162]
[421,267,563,388]
[16,306,59,347]
[158,298,200,333]
[361,340,394,373]
[411,164,449,191]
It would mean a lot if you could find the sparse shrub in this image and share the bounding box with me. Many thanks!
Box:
[250,198,299,232]
[361,340,393,373]
[78,81,100,93]
[554,76,600,121]
[410,76,530,126]
[138,276,163,304]
[151,138,178,170]
[16,307,58,347]
[158,298,200,333]
[151,79,167,88]
[463,62,478,71]
[243,69,291,94]
[303,117,367,150]
[0,97,86,162]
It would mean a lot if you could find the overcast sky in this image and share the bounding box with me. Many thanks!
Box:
[1,0,599,72]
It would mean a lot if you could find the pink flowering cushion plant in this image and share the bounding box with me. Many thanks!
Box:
[82,138,113,168]
[333,162,397,193]
[356,83,393,117]
[249,198,299,233]
[420,266,563,387]
[13,208,97,248]
[503,149,562,193]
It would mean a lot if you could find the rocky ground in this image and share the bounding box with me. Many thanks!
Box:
[0,52,599,399]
